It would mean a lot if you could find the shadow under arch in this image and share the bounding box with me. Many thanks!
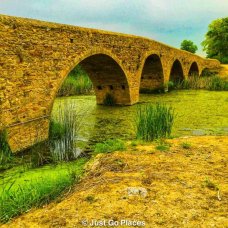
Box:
[200,67,213,77]
[169,59,184,82]
[140,54,164,93]
[48,49,132,114]
[188,62,199,76]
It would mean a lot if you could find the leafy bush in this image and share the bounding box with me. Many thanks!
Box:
[135,103,174,141]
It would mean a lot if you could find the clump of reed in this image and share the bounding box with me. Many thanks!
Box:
[208,76,228,91]
[168,75,228,91]
[135,103,174,141]
[49,100,86,162]
[57,65,93,96]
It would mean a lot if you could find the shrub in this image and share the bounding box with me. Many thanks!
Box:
[202,178,219,190]
[208,76,228,91]
[93,139,125,154]
[103,93,116,106]
[0,130,12,167]
[181,142,192,149]
[135,103,174,141]
[167,81,175,90]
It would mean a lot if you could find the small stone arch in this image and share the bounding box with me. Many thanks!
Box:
[188,62,199,76]
[139,53,164,93]
[169,59,184,82]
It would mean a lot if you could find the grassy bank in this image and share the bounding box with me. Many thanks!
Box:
[57,65,93,97]
[0,100,89,223]
[0,158,88,223]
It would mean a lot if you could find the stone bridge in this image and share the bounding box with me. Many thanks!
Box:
[0,15,220,152]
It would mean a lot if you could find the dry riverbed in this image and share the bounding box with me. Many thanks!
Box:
[2,136,228,228]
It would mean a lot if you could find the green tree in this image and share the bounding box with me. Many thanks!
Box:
[202,17,228,64]
[180,40,198,53]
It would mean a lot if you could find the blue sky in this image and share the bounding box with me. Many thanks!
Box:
[0,0,227,56]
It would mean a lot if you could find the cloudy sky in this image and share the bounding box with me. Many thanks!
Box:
[0,0,227,56]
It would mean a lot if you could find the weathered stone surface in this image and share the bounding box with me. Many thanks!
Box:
[0,15,220,152]
[126,187,148,197]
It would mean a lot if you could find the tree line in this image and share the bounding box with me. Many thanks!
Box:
[180,17,228,64]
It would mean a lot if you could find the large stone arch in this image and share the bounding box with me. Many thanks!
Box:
[48,48,132,114]
[169,59,184,82]
[139,53,164,93]
[188,61,199,76]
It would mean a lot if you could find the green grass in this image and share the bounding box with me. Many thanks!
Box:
[181,142,192,149]
[155,144,170,151]
[93,139,126,155]
[202,178,219,191]
[0,158,88,223]
[135,103,174,141]
[57,65,93,97]
[155,139,171,151]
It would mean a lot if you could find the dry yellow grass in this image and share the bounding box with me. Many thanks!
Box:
[2,136,228,228]
[219,64,228,78]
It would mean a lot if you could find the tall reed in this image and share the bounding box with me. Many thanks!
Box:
[135,103,174,141]
[49,100,86,162]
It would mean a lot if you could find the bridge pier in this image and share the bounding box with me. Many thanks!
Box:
[6,117,49,152]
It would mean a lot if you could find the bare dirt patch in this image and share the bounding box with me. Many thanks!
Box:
[2,136,228,228]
